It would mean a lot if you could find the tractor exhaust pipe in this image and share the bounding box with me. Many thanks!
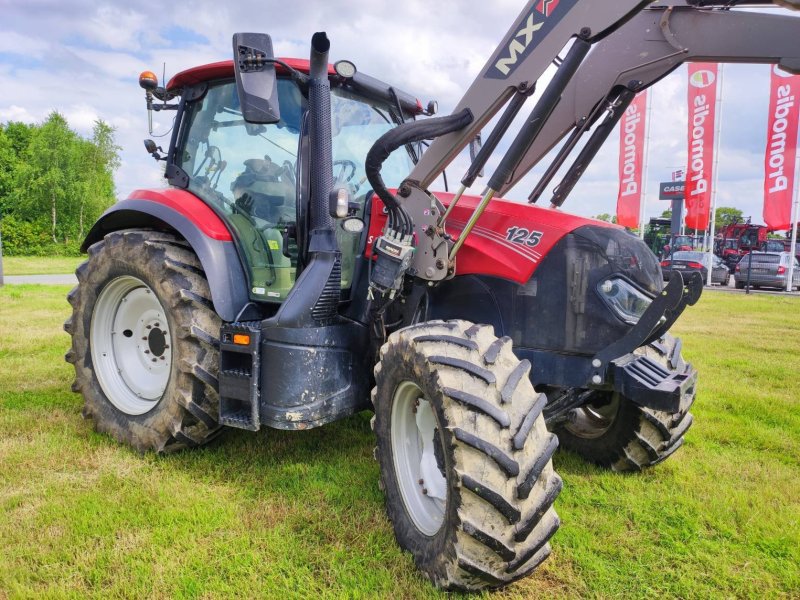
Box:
[309,32,335,233]
[255,33,368,430]
[267,31,341,328]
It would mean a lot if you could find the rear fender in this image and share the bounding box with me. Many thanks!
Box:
[82,192,251,322]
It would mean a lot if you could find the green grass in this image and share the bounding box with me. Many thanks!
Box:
[1,256,82,275]
[0,285,798,598]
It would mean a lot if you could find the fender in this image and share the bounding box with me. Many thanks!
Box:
[82,189,251,322]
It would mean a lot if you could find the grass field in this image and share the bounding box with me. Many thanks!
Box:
[0,285,798,598]
[1,256,82,275]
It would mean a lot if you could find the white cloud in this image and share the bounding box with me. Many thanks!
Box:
[1,1,796,228]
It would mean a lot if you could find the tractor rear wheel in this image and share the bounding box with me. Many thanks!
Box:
[555,335,695,471]
[65,230,222,453]
[372,320,562,591]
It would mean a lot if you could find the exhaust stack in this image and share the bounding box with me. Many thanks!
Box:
[268,31,341,328]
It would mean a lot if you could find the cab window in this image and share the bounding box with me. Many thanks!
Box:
[178,79,304,302]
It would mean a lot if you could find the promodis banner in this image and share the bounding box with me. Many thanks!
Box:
[763,65,800,230]
[616,90,648,228]
[685,63,719,231]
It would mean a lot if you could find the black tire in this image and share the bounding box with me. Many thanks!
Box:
[65,230,222,453]
[372,320,561,591]
[554,335,695,472]
[735,280,745,289]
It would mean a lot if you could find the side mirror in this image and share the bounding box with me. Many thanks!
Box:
[232,32,281,124]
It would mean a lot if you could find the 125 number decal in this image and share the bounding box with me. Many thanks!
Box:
[505,227,543,247]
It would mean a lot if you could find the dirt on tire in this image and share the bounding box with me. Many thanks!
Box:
[372,320,562,591]
[65,229,222,453]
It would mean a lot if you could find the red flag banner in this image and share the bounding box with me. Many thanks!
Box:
[685,63,719,231]
[763,65,800,230]
[616,90,648,228]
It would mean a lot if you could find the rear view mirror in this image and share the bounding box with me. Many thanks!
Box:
[232,32,281,124]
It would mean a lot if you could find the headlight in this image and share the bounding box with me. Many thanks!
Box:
[597,277,652,324]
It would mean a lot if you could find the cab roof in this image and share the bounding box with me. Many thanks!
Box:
[166,58,332,91]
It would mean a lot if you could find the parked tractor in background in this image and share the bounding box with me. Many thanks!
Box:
[64,0,800,591]
[715,220,769,272]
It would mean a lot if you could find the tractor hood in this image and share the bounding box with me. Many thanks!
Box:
[366,191,629,284]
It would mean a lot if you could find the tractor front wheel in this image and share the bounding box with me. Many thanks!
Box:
[555,335,695,471]
[372,320,562,591]
[65,230,222,453]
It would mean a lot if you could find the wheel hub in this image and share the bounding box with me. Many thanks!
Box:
[91,276,172,415]
[565,392,620,439]
[391,381,447,536]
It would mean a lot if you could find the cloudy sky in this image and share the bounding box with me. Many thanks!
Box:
[2,1,798,226]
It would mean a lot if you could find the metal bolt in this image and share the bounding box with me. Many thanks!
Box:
[142,337,148,341]
[146,325,152,329]
[592,359,601,368]
[144,350,150,354]
[160,356,165,361]
[435,259,445,270]
[422,488,428,495]
[164,345,169,349]
[418,479,424,485]
[152,358,157,363]
[155,323,160,327]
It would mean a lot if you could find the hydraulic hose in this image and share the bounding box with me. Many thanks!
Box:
[365,108,473,234]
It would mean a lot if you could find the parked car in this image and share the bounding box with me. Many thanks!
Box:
[734,251,800,290]
[661,251,730,286]
[760,239,788,252]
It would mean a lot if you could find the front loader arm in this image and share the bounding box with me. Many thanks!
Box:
[496,4,800,199]
[366,1,652,295]
[406,0,651,189]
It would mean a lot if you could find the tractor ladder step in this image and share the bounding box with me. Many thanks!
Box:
[218,321,262,431]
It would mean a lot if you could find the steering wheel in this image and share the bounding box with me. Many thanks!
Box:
[333,159,357,183]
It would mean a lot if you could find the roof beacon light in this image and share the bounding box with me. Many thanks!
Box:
[139,71,159,91]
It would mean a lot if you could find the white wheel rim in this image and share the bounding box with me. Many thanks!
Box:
[390,380,447,536]
[90,276,172,415]
[565,392,620,439]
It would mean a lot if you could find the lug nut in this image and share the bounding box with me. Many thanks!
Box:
[418,479,424,485]
[422,488,428,495]
[144,350,150,354]
[146,325,152,330]
[142,337,147,341]
[151,358,157,363]
[160,356,165,361]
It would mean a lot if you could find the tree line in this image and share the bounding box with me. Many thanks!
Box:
[0,112,120,255]
[592,207,746,230]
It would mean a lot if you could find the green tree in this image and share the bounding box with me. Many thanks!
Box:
[715,206,743,230]
[0,128,15,215]
[9,113,118,245]
[593,213,617,224]
[14,112,77,242]
[76,120,120,237]
[660,209,672,219]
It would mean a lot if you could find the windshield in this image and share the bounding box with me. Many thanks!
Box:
[672,251,705,262]
[330,87,413,192]
[747,253,780,264]
[176,77,411,303]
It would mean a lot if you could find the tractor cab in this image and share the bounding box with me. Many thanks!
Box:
[146,59,422,304]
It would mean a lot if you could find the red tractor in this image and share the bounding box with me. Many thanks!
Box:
[716,220,769,272]
[65,1,800,591]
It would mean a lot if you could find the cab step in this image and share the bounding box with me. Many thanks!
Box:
[218,321,261,431]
